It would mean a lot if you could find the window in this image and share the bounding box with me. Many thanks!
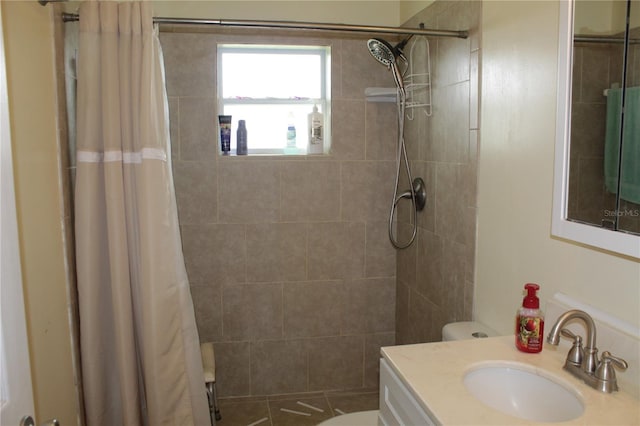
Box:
[217,44,331,155]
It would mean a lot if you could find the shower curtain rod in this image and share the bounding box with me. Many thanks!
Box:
[60,12,469,39]
[575,35,640,44]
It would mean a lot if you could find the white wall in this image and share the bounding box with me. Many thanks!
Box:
[476,0,640,334]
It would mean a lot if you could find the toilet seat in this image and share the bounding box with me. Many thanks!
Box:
[317,410,379,426]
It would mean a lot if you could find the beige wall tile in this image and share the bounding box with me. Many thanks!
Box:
[307,222,365,280]
[341,161,395,221]
[342,278,395,334]
[430,82,470,163]
[330,99,365,159]
[395,280,410,345]
[159,32,216,97]
[434,2,472,87]
[365,102,397,161]
[173,160,217,225]
[281,161,340,222]
[415,229,443,304]
[434,163,470,245]
[214,341,251,397]
[179,96,217,161]
[218,161,281,223]
[364,332,395,388]
[246,223,307,282]
[283,281,342,338]
[442,238,467,322]
[395,222,417,288]
[190,284,222,342]
[181,224,246,284]
[365,221,396,278]
[222,283,283,341]
[308,336,364,391]
[251,340,308,395]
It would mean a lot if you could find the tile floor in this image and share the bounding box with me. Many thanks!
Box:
[215,389,379,426]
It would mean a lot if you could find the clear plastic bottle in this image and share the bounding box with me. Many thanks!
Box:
[515,283,544,353]
[237,120,247,155]
[286,112,297,149]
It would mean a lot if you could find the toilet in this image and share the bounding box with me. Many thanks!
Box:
[318,322,498,426]
[317,410,379,426]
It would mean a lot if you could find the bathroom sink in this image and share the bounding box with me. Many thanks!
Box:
[463,362,584,422]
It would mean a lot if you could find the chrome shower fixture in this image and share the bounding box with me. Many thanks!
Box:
[367,36,413,92]
[367,35,413,66]
[367,34,426,249]
[367,38,397,67]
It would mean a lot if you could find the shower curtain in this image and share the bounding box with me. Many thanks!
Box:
[74,2,209,425]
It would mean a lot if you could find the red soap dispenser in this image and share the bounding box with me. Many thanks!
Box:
[515,283,544,353]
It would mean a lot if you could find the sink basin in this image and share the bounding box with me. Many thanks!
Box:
[463,362,584,422]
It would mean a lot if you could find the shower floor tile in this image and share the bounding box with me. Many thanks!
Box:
[216,389,379,426]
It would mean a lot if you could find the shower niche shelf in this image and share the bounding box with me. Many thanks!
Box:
[365,87,397,102]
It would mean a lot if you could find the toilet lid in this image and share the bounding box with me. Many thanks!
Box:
[317,410,379,426]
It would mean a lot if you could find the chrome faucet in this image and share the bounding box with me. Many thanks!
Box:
[547,309,628,393]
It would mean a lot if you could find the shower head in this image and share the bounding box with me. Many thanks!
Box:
[367,38,397,67]
[367,36,413,92]
[367,35,413,66]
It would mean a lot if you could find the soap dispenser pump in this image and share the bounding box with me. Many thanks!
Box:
[515,283,544,353]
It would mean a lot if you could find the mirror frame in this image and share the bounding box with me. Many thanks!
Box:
[552,0,640,259]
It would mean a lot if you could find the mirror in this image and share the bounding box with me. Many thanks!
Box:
[552,0,640,258]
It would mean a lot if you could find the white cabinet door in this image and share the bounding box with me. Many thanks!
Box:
[0,5,36,424]
[379,359,436,426]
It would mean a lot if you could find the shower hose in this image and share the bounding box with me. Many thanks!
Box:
[388,86,419,249]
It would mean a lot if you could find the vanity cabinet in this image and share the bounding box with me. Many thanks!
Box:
[378,358,437,426]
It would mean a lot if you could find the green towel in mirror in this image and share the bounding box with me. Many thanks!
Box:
[604,87,640,204]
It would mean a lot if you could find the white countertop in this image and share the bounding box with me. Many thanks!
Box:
[381,336,640,425]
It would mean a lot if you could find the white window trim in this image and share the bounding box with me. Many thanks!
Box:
[217,43,331,156]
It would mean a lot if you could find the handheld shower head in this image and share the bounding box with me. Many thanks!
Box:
[367,36,411,91]
[367,35,413,66]
[367,38,396,67]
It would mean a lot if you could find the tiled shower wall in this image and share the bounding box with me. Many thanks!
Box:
[159,29,399,397]
[395,1,480,344]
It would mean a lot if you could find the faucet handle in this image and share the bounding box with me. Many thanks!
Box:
[595,351,628,393]
[560,328,583,366]
[599,351,628,371]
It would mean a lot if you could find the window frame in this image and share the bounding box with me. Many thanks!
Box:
[217,43,331,156]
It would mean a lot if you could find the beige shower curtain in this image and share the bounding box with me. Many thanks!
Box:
[74,2,209,425]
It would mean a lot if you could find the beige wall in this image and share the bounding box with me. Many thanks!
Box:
[65,1,401,26]
[400,0,434,24]
[476,0,640,334]
[2,2,78,425]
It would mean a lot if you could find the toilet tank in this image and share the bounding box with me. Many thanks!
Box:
[442,321,498,341]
